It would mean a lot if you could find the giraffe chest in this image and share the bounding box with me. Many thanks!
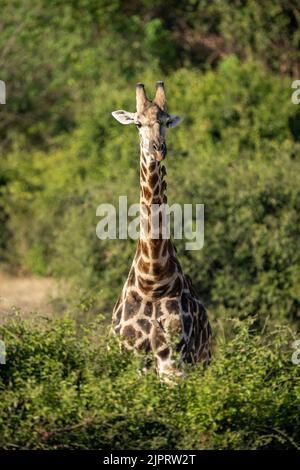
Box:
[112,278,211,368]
[113,287,183,347]
[114,289,182,327]
[114,282,205,354]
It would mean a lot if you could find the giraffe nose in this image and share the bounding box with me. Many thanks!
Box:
[153,142,167,157]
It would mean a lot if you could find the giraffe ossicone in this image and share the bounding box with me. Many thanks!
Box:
[111,81,212,379]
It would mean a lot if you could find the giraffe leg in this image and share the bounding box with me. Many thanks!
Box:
[152,326,184,381]
[155,351,184,381]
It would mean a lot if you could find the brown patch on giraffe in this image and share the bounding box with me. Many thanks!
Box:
[165,299,179,314]
[126,289,139,304]
[122,325,142,345]
[137,318,152,334]
[152,259,176,280]
[157,347,170,360]
[149,172,158,187]
[137,338,151,352]
[150,261,162,277]
[143,301,153,317]
[123,306,136,321]
[130,289,142,303]
[149,161,157,172]
[123,293,140,320]
[150,260,171,277]
[143,186,152,200]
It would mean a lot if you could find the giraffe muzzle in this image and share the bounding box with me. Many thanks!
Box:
[153,142,167,161]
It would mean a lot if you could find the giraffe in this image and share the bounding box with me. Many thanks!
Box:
[111,81,212,378]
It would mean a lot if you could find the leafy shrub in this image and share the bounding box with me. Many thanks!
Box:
[0,316,299,450]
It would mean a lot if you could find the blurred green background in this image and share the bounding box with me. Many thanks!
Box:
[0,0,300,450]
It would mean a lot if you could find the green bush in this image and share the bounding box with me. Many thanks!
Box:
[0,316,299,450]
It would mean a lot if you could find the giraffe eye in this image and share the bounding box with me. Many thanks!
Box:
[136,122,142,129]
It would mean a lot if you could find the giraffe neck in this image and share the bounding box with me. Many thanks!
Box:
[131,145,181,296]
[140,146,166,225]
[139,145,170,256]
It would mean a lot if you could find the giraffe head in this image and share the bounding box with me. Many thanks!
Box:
[112,82,181,161]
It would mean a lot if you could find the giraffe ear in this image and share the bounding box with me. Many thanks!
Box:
[167,115,182,128]
[112,110,136,125]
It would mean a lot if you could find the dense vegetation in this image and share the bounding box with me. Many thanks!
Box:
[0,0,300,450]
[0,317,299,450]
